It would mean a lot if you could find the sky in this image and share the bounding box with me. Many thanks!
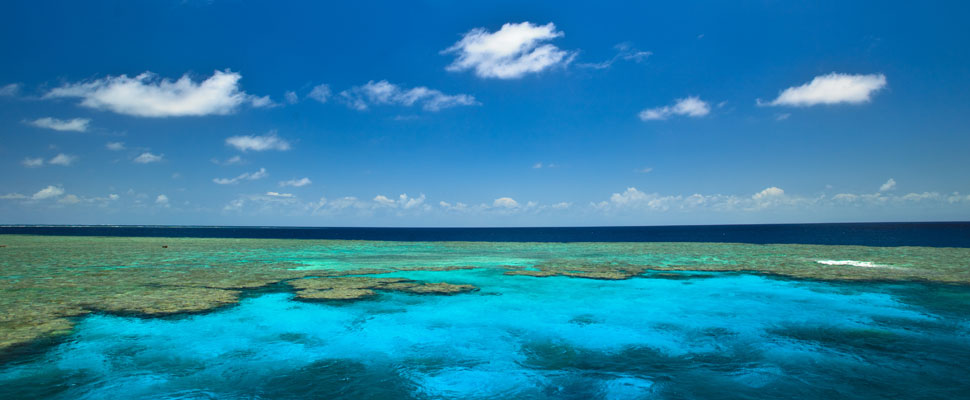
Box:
[1,0,969,227]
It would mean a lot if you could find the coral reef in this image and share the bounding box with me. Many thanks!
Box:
[289,276,478,301]
[2,234,969,354]
[504,260,649,280]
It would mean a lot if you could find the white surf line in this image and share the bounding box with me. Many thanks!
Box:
[816,260,893,268]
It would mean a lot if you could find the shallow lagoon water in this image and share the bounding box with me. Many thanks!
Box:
[2,235,970,399]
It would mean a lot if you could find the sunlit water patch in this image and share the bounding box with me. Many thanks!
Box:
[2,269,969,399]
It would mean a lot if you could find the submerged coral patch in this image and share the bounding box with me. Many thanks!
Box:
[504,260,649,280]
[289,276,478,301]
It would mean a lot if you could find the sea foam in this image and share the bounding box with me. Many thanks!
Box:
[816,260,891,268]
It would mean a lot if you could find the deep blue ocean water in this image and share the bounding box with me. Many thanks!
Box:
[2,222,970,247]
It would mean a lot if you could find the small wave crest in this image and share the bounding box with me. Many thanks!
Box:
[816,260,891,268]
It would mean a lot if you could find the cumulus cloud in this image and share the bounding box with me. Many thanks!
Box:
[492,197,520,208]
[266,191,293,197]
[0,83,21,96]
[0,193,28,200]
[752,187,785,200]
[133,152,163,164]
[44,70,267,117]
[48,153,77,166]
[374,193,427,209]
[308,84,331,103]
[763,73,887,107]
[105,141,125,151]
[225,131,291,152]
[22,157,44,168]
[213,167,268,185]
[155,194,169,206]
[880,178,896,192]
[639,96,711,121]
[279,177,312,187]
[443,22,576,79]
[593,187,767,213]
[590,182,970,217]
[340,80,478,111]
[32,185,65,200]
[29,117,90,132]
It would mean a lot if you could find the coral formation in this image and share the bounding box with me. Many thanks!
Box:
[289,276,478,301]
[505,260,649,280]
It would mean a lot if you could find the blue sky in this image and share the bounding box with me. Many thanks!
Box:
[1,0,969,226]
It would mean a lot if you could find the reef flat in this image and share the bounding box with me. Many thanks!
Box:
[1,234,969,354]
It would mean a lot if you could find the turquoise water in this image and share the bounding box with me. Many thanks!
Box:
[3,268,969,399]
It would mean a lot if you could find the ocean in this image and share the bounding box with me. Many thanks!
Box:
[3,221,970,247]
[1,223,969,399]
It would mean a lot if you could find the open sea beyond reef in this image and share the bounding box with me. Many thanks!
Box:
[1,223,970,399]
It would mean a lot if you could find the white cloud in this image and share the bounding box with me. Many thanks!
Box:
[105,141,125,151]
[340,80,478,111]
[249,95,275,108]
[29,117,90,132]
[636,167,653,174]
[45,70,266,117]
[374,195,395,207]
[593,187,741,212]
[108,194,120,200]
[752,186,785,200]
[22,157,44,168]
[493,197,520,208]
[133,152,163,164]
[155,194,169,206]
[374,193,426,209]
[48,153,77,166]
[308,84,331,103]
[587,184,970,216]
[32,185,64,200]
[279,177,312,187]
[213,167,268,185]
[266,191,293,197]
[551,202,572,209]
[443,22,575,79]
[532,162,558,169]
[639,96,711,121]
[0,193,27,200]
[764,73,887,107]
[0,83,21,96]
[439,201,469,212]
[880,178,896,192]
[225,131,291,152]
